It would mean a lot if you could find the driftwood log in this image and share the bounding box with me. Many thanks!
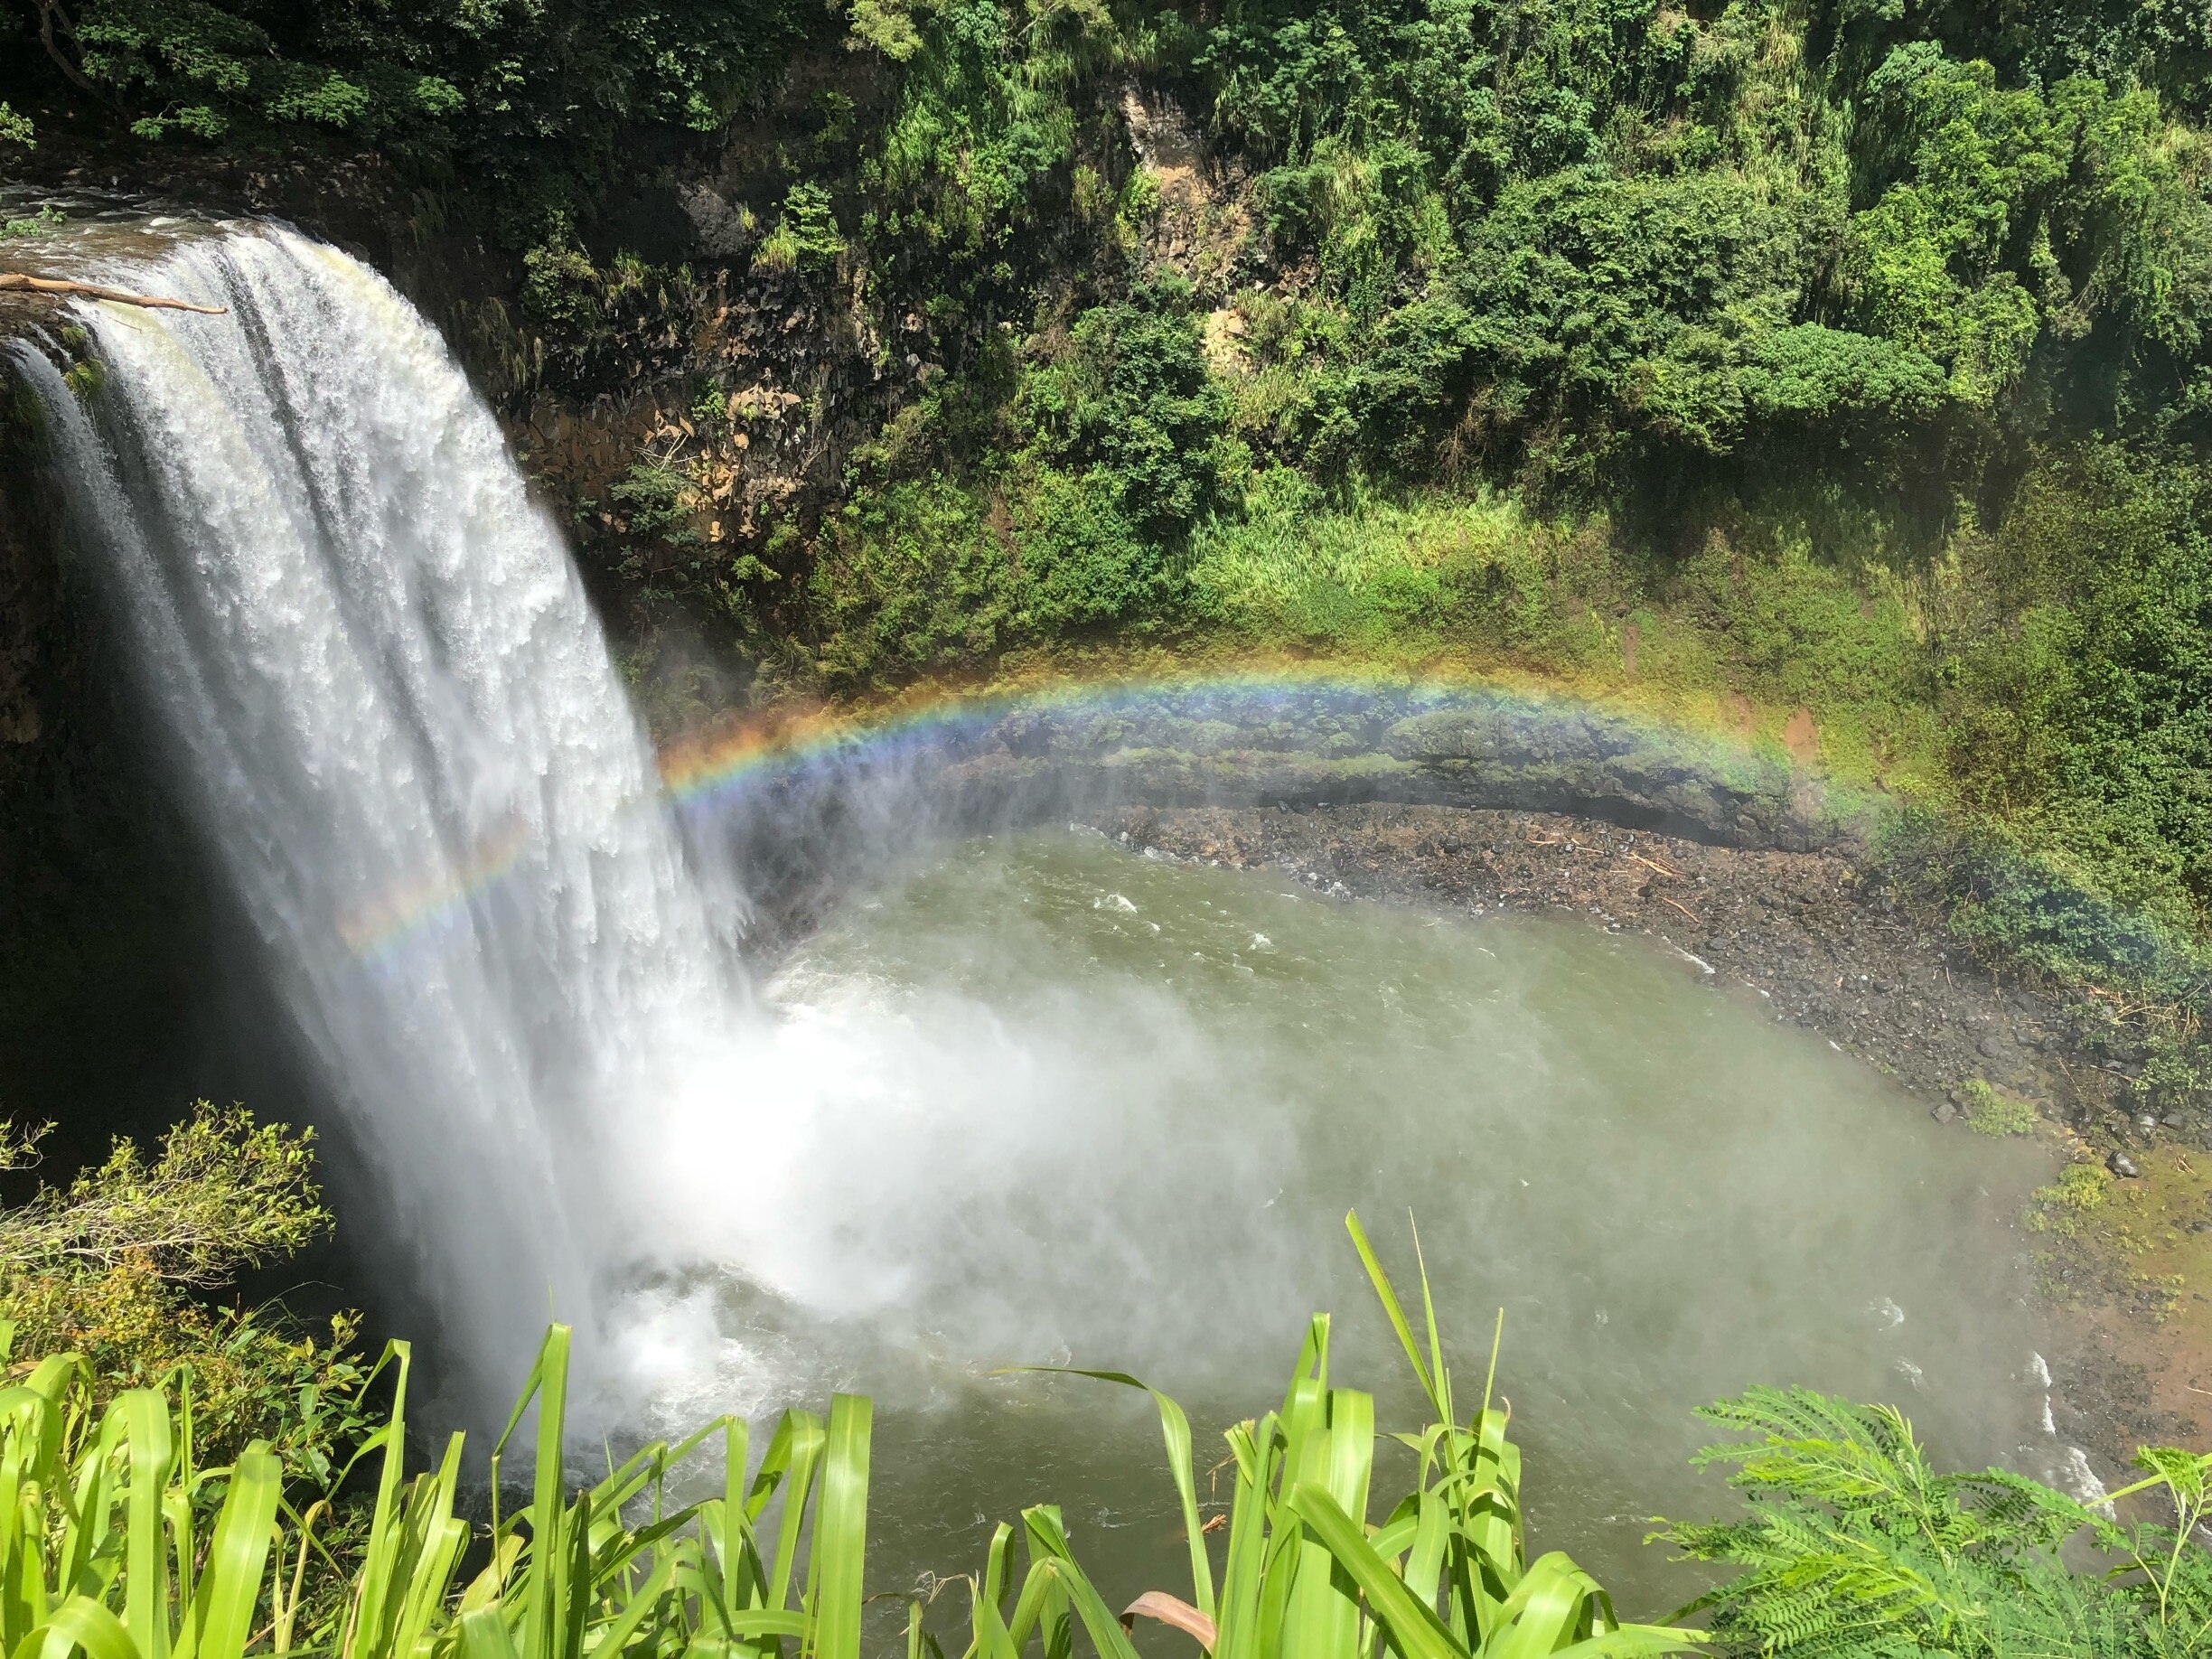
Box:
[0,273,226,315]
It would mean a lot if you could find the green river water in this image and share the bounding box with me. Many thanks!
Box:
[620,828,2057,1624]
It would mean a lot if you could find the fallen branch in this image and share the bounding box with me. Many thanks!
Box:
[1626,849,1681,879]
[0,272,226,315]
[1660,895,1701,924]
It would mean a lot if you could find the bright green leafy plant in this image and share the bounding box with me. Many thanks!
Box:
[0,1107,371,1482]
[1658,1388,2212,1656]
[7,1193,2211,1659]
[0,1211,1697,1659]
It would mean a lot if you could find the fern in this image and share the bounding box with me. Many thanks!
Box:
[1656,1387,2212,1658]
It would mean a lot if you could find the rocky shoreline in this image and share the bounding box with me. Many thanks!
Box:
[1075,798,2204,1474]
[1094,800,2070,1111]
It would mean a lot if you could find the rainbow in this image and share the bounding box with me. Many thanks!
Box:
[342,665,1835,966]
[652,662,1776,817]
[337,811,534,967]
[649,674,1197,813]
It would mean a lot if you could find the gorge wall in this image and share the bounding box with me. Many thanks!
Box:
[0,347,219,1148]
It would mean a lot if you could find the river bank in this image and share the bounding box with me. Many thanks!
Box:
[1081,799,2207,1482]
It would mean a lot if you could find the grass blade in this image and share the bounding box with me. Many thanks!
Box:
[1281,1485,1466,1659]
[17,1597,143,1659]
[1344,1213,1439,1419]
[114,1392,173,1659]
[1010,1369,1214,1624]
[811,1395,870,1659]
[176,1445,279,1659]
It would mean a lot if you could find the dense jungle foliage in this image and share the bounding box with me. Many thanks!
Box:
[10,20,2212,1651]
[5,0,2212,997]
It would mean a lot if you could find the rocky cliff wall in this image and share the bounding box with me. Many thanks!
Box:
[0,321,231,1149]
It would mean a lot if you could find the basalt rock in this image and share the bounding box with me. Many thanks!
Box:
[0,336,228,1156]
[702,681,1889,947]
[917,685,1884,855]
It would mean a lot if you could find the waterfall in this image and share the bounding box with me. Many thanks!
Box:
[13,224,2082,1535]
[16,225,744,1413]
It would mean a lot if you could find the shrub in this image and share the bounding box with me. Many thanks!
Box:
[2030,1161,2115,1237]
[1010,466,1180,634]
[1017,276,1238,545]
[809,479,1017,682]
[1961,1077,2037,1136]
[1936,445,2212,934]
[1,205,63,239]
[0,1106,370,1481]
[609,458,704,556]
[754,182,847,273]
[1660,1387,2212,1656]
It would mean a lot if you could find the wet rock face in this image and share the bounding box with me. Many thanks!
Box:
[0,379,74,750]
[932,685,1883,855]
[0,403,59,751]
[0,364,221,1136]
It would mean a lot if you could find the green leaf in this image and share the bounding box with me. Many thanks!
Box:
[811,1395,871,1659]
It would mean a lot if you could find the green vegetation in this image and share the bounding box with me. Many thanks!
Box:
[790,0,2212,1059]
[2036,1161,2117,1230]
[1959,1078,2036,1137]
[10,0,2212,1448]
[755,182,848,275]
[9,0,2212,1127]
[3,1119,2209,1659]
[0,1106,371,1483]
[0,0,821,243]
[1661,1388,2212,1656]
[2,202,61,238]
[0,1201,1696,1659]
[10,0,2212,1012]
[14,15,2212,1646]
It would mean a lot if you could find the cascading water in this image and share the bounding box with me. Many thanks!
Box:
[15,224,746,1412]
[18,216,2094,1603]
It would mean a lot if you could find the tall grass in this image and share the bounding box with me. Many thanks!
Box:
[0,1214,1692,1659]
[12,1207,2212,1658]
